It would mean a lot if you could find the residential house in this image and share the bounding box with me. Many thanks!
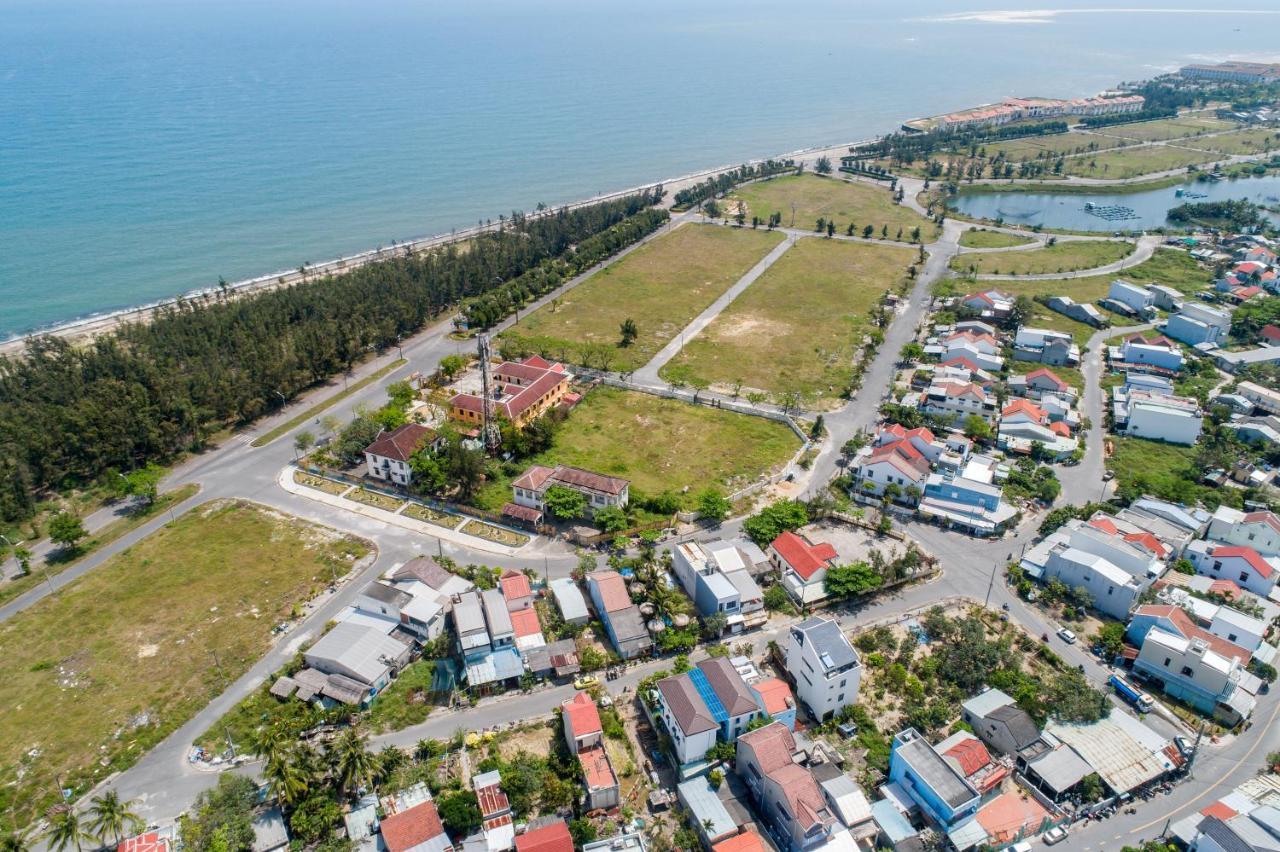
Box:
[579,745,620,812]
[1134,630,1258,725]
[753,677,797,730]
[961,289,1015,320]
[1046,295,1108,327]
[513,822,573,852]
[355,579,450,642]
[657,658,765,764]
[919,457,1017,537]
[1029,521,1162,620]
[1262,324,1280,346]
[1110,334,1184,375]
[1207,607,1268,655]
[849,439,930,504]
[1012,329,1079,366]
[935,729,1009,797]
[875,424,945,462]
[735,723,838,852]
[1184,541,1280,598]
[454,589,525,691]
[365,423,437,487]
[671,540,765,633]
[1113,388,1203,445]
[548,578,589,625]
[1229,415,1280,447]
[474,770,515,852]
[1237,381,1280,416]
[582,835,646,852]
[512,465,629,517]
[586,570,653,659]
[1007,367,1075,400]
[1215,346,1280,373]
[770,530,840,606]
[1147,284,1185,312]
[676,776,745,849]
[785,617,862,722]
[1038,393,1081,429]
[509,607,545,652]
[942,331,1004,372]
[118,833,171,852]
[1044,711,1181,796]
[998,399,1078,459]
[1125,604,1251,666]
[960,688,1041,757]
[1165,303,1230,347]
[712,832,768,852]
[450,355,572,429]
[1109,279,1156,318]
[301,622,413,703]
[818,775,875,841]
[921,380,997,425]
[379,798,451,852]
[499,570,533,611]
[888,728,981,828]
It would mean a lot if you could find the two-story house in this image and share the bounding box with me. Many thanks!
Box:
[921,380,997,425]
[656,658,765,765]
[1206,506,1280,556]
[1184,541,1280,598]
[561,691,603,754]
[1134,631,1258,725]
[918,459,1017,537]
[585,570,653,659]
[850,439,930,504]
[785,617,861,722]
[364,423,437,487]
[735,723,837,852]
[1012,329,1079,367]
[770,530,840,605]
[559,691,618,811]
[888,728,981,828]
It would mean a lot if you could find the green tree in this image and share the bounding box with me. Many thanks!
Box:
[122,465,164,507]
[593,505,629,533]
[46,810,92,852]
[442,438,485,501]
[824,562,882,598]
[962,415,993,443]
[179,774,257,852]
[48,511,87,551]
[899,342,925,362]
[439,354,467,381]
[293,430,316,459]
[13,545,32,576]
[568,819,598,848]
[543,485,588,520]
[696,488,731,522]
[743,499,809,546]
[264,747,311,808]
[408,449,448,495]
[815,156,833,174]
[437,790,482,837]
[763,585,793,612]
[334,728,376,795]
[705,741,736,762]
[88,791,143,847]
[1079,772,1105,804]
[702,611,728,639]
[386,380,416,411]
[290,794,342,844]
[0,828,33,852]
[1094,622,1126,659]
[619,318,638,347]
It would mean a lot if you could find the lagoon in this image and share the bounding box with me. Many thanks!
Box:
[947,174,1280,232]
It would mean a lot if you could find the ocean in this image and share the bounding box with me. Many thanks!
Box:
[2,0,1278,339]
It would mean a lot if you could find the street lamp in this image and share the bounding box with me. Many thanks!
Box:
[274,390,287,408]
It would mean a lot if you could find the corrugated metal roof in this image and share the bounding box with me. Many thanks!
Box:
[1046,714,1169,793]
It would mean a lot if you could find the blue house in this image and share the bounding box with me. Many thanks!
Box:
[888,728,980,828]
[922,473,1000,512]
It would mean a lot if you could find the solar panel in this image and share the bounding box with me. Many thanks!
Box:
[688,668,729,723]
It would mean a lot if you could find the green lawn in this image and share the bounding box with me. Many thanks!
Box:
[1182,128,1280,156]
[1062,146,1221,180]
[951,240,1133,276]
[981,133,1132,161]
[732,174,940,240]
[1107,437,1213,506]
[475,386,800,508]
[959,229,1037,249]
[0,501,369,831]
[1104,115,1236,142]
[502,223,783,372]
[659,238,912,403]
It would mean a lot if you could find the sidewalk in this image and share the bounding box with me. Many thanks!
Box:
[277,466,530,556]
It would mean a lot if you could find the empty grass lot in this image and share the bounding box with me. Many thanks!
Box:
[958,230,1036,249]
[660,238,912,402]
[951,240,1133,276]
[1182,128,1280,156]
[982,133,1132,161]
[1107,436,1211,505]
[504,223,783,372]
[0,500,368,830]
[1062,146,1220,180]
[474,387,799,509]
[1104,115,1236,143]
[732,174,940,240]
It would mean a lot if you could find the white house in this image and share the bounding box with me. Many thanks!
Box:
[1114,389,1203,445]
[561,691,604,755]
[851,439,930,502]
[1008,366,1076,400]
[921,380,997,425]
[1042,546,1150,620]
[1109,279,1155,317]
[1013,328,1079,366]
[1185,540,1280,598]
[364,423,436,487]
[656,658,764,764]
[961,289,1015,319]
[770,530,840,605]
[876,424,944,462]
[1237,381,1280,416]
[1207,607,1268,655]
[1207,505,1280,557]
[1133,630,1257,724]
[1112,335,1184,374]
[1025,518,1164,619]
[511,465,630,516]
[785,617,862,722]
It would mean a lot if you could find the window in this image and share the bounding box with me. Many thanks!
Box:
[1107,587,1113,596]
[1164,657,1171,667]
[1181,666,1194,678]
[1228,633,1239,642]
[1241,572,1250,583]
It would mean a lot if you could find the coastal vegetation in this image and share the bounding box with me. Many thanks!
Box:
[1167,198,1267,231]
[670,160,797,210]
[0,191,664,530]
[500,223,784,372]
[473,387,799,512]
[731,174,939,239]
[0,500,368,832]
[659,238,912,403]
[951,239,1133,276]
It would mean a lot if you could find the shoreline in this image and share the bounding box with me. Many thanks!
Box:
[0,137,867,356]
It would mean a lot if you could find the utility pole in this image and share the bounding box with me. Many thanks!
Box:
[1186,721,1206,774]
[478,334,501,453]
[984,558,1000,608]
[208,649,236,758]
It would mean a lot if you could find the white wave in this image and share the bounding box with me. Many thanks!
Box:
[915,8,1280,24]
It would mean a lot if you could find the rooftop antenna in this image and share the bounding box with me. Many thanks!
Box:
[477,333,501,452]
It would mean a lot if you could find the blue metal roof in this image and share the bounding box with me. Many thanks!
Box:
[688,667,729,724]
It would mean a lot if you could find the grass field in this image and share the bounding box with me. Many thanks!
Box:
[474,387,800,509]
[503,223,783,372]
[1182,128,1280,156]
[659,238,912,402]
[982,133,1132,161]
[958,229,1036,249]
[0,500,368,830]
[1062,145,1221,180]
[951,240,1133,276]
[1107,437,1210,506]
[1021,303,1101,346]
[1104,115,1236,142]
[732,174,940,240]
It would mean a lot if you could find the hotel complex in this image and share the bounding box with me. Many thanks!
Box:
[904,94,1145,133]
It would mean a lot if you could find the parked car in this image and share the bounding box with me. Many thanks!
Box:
[1042,826,1069,845]
[1057,628,1078,644]
[573,675,599,690]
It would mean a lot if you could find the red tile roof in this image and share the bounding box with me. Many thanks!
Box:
[1201,801,1240,821]
[1002,399,1047,422]
[941,356,982,373]
[1132,604,1250,663]
[118,835,168,852]
[500,570,533,602]
[515,821,574,852]
[512,465,555,492]
[1243,511,1280,535]
[1090,517,1119,535]
[738,721,797,774]
[1262,325,1280,342]
[364,423,434,462]
[1210,579,1245,601]
[380,800,447,852]
[713,831,768,852]
[1024,367,1067,389]
[1213,545,1275,579]
[1124,531,1167,558]
[589,570,632,612]
[770,531,839,581]
[753,677,794,716]
[509,607,542,638]
[579,745,617,791]
[1048,421,1072,437]
[563,691,603,738]
[943,735,993,777]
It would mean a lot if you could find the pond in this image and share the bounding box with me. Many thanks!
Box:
[947,173,1280,232]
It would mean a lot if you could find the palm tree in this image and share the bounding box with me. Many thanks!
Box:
[46,808,92,852]
[334,729,375,795]
[264,749,311,808]
[88,791,142,847]
[249,725,291,768]
[1,827,34,852]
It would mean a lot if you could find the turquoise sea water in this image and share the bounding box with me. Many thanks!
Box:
[2,0,1279,338]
